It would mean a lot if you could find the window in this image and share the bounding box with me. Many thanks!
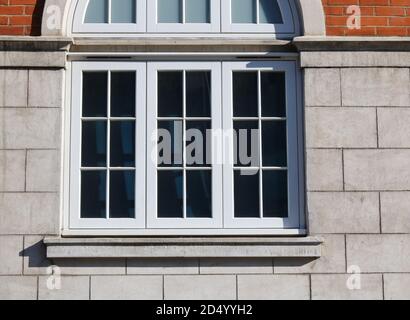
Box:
[70,62,146,229]
[147,0,220,32]
[69,60,303,234]
[222,62,301,229]
[71,0,298,36]
[73,0,146,32]
[146,62,223,229]
[222,0,296,33]
[67,0,303,235]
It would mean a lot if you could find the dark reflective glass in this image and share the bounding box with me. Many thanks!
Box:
[233,121,259,167]
[158,120,183,167]
[110,121,135,167]
[82,121,107,167]
[233,72,258,117]
[110,171,135,218]
[111,72,136,117]
[158,72,183,117]
[158,170,184,218]
[186,170,212,218]
[186,120,211,167]
[234,170,260,218]
[83,72,107,117]
[81,171,106,218]
[186,71,211,117]
[262,121,287,167]
[261,72,286,117]
[263,170,288,218]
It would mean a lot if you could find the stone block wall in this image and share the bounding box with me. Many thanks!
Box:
[303,52,410,300]
[0,60,62,299]
[1,51,410,300]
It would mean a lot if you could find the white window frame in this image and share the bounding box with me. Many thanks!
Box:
[70,61,146,229]
[222,61,300,229]
[70,0,298,37]
[73,0,146,33]
[221,0,296,34]
[67,59,304,235]
[147,0,220,33]
[146,62,223,229]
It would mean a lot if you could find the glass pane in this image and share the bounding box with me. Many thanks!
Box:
[158,72,183,117]
[259,0,283,24]
[186,170,212,218]
[234,170,260,218]
[110,121,135,167]
[186,0,210,23]
[186,71,211,117]
[158,0,182,23]
[111,0,136,23]
[232,0,256,23]
[233,72,258,117]
[263,170,288,217]
[158,120,183,167]
[111,72,136,117]
[261,72,286,117]
[110,171,135,218]
[158,170,184,218]
[186,120,211,167]
[262,121,287,167]
[82,121,107,167]
[83,72,107,117]
[84,0,108,23]
[233,121,259,167]
[81,171,106,218]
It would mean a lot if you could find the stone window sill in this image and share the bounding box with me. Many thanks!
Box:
[44,237,323,259]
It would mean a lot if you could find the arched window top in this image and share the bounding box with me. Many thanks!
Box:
[72,0,300,37]
[73,0,146,32]
[84,0,136,24]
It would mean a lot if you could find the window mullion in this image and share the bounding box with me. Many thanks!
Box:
[108,0,112,24]
[257,70,263,219]
[182,0,186,24]
[183,70,187,219]
[106,71,112,220]
[255,0,260,24]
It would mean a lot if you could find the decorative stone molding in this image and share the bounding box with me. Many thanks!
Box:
[297,0,326,36]
[0,36,71,67]
[44,237,323,258]
[294,36,410,52]
[41,0,326,37]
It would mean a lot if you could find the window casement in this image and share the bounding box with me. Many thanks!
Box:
[147,0,221,33]
[71,0,298,37]
[70,62,147,229]
[73,0,146,33]
[221,0,296,33]
[68,60,304,235]
[222,61,300,229]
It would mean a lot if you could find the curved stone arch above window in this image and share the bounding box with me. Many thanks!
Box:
[41,0,325,38]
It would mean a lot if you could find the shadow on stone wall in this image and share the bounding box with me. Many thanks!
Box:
[31,0,46,36]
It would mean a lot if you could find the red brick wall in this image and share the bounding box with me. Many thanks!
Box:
[0,0,409,36]
[0,0,44,36]
[323,0,410,36]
